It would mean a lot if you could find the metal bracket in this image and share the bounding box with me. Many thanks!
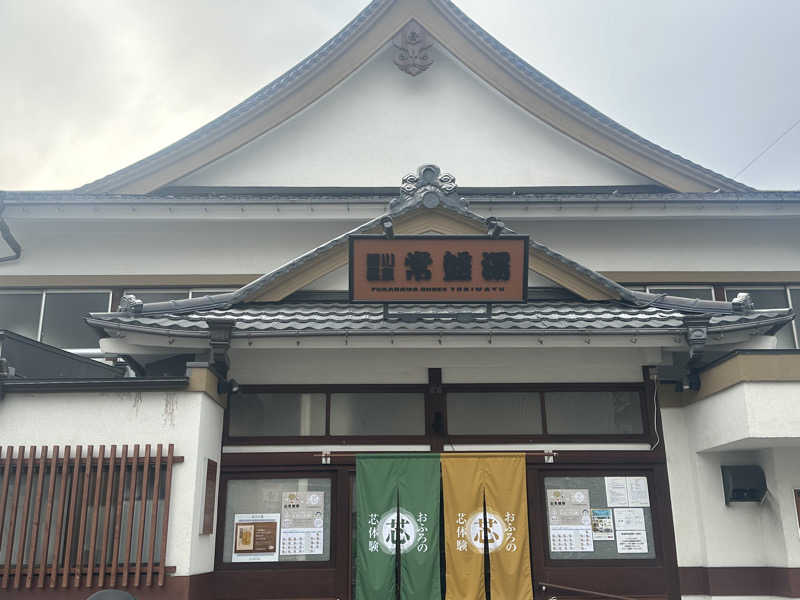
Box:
[206,317,236,379]
[684,314,711,366]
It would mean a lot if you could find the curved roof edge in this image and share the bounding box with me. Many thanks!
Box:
[77,0,753,195]
[91,197,760,320]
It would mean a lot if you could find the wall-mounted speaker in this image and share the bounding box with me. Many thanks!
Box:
[721,465,767,505]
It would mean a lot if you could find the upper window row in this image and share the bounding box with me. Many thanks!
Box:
[0,290,111,349]
[0,288,234,349]
[1,285,798,348]
[226,388,646,442]
[643,285,800,349]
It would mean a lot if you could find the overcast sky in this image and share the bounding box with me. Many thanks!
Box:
[1,0,798,191]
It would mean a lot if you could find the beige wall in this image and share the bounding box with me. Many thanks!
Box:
[176,43,651,188]
[662,403,800,571]
[0,389,224,576]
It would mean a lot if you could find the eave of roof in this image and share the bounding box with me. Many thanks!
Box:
[87,196,640,315]
[86,301,794,339]
[5,190,800,207]
[73,0,753,195]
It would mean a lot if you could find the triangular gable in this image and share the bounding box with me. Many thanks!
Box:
[244,206,623,302]
[172,41,656,189]
[79,0,751,194]
[231,167,631,303]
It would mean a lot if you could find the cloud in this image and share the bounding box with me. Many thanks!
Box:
[1,0,797,190]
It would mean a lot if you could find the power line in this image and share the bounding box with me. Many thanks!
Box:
[733,115,800,179]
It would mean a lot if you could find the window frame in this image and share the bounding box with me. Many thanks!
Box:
[190,288,237,298]
[723,285,795,349]
[216,449,678,600]
[224,383,652,446]
[645,285,715,300]
[536,468,661,566]
[224,384,432,445]
[528,462,679,598]
[39,288,113,349]
[215,470,339,572]
[441,383,652,445]
[0,289,45,339]
[785,285,800,349]
[123,288,190,302]
[722,285,790,305]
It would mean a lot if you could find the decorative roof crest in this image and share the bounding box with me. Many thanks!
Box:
[390,164,466,213]
[118,293,143,313]
[393,20,433,76]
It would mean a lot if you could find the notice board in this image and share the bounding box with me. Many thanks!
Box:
[545,476,656,560]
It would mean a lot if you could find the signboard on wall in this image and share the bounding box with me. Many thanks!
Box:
[232,513,280,562]
[201,459,217,535]
[280,491,325,556]
[349,235,529,303]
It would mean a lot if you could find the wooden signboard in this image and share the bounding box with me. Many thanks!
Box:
[201,459,217,535]
[349,235,529,303]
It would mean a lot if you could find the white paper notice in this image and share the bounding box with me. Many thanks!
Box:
[604,477,629,507]
[280,529,323,556]
[547,489,594,552]
[549,528,594,553]
[590,509,615,541]
[626,477,650,507]
[616,530,648,553]
[280,491,325,556]
[613,508,646,531]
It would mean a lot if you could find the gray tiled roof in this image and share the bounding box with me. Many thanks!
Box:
[76,0,751,194]
[87,301,792,338]
[5,191,800,205]
[87,197,642,318]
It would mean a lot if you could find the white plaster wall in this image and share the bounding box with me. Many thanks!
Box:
[508,218,800,274]
[686,382,800,452]
[661,406,708,566]
[229,347,653,384]
[176,43,651,188]
[662,404,800,570]
[3,217,799,278]
[0,390,223,576]
[759,447,800,566]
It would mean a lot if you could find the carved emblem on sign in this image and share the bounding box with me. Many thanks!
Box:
[390,164,460,213]
[393,21,433,76]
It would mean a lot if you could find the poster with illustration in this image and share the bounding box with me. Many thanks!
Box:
[232,513,280,562]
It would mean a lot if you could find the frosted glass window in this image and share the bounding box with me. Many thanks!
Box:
[40,291,110,348]
[124,290,189,304]
[190,288,236,298]
[447,392,543,435]
[228,392,326,437]
[330,393,425,435]
[725,288,794,348]
[545,391,643,435]
[0,292,42,339]
[791,289,800,347]
[648,286,713,300]
[222,477,331,563]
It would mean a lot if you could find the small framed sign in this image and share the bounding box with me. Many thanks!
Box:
[201,459,217,535]
[349,235,529,303]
